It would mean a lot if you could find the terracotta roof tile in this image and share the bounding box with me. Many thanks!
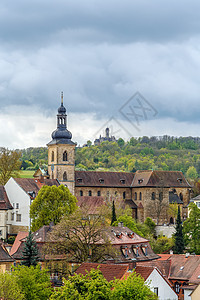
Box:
[75,262,129,281]
[10,231,28,256]
[14,178,59,196]
[135,265,154,280]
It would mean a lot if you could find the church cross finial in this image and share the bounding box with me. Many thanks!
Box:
[61,91,63,105]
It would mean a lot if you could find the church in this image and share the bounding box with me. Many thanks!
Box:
[46,94,192,224]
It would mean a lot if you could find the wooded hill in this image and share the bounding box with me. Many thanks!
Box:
[19,136,200,179]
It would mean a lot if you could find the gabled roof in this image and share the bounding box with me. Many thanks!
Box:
[0,240,14,262]
[75,262,129,281]
[75,171,134,187]
[0,186,12,210]
[10,231,28,256]
[132,170,190,188]
[13,178,59,196]
[135,265,154,280]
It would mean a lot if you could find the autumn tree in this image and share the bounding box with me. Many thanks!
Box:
[0,148,21,185]
[45,209,116,263]
[30,184,77,231]
[183,202,200,254]
[21,231,39,267]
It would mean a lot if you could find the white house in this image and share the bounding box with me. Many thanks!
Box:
[135,265,178,300]
[5,177,59,234]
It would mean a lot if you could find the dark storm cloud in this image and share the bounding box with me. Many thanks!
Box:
[0,0,200,130]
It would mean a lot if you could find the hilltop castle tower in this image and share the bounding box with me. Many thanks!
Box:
[47,93,76,194]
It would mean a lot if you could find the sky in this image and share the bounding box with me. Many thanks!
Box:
[1,0,200,148]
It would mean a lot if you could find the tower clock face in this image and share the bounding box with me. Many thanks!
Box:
[51,164,54,171]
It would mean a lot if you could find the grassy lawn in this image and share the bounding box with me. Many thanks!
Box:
[19,170,35,178]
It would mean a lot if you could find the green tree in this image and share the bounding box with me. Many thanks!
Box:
[173,206,184,254]
[183,202,200,254]
[111,201,117,225]
[111,272,158,300]
[0,148,21,185]
[21,231,39,267]
[186,166,198,180]
[30,184,77,231]
[50,268,112,300]
[112,215,144,237]
[144,217,156,235]
[14,265,52,300]
[150,236,174,254]
[117,138,125,147]
[0,272,24,300]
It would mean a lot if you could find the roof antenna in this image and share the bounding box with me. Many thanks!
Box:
[61,91,63,105]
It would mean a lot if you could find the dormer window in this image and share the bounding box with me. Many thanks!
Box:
[77,178,83,183]
[127,232,134,238]
[138,179,143,184]
[177,178,183,183]
[141,245,147,256]
[120,179,125,184]
[116,232,122,239]
[99,178,104,184]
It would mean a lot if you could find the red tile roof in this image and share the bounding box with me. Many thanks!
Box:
[75,171,134,187]
[135,265,154,280]
[14,178,59,196]
[0,186,12,210]
[75,262,129,281]
[10,231,28,256]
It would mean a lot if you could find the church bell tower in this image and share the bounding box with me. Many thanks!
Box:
[47,92,76,194]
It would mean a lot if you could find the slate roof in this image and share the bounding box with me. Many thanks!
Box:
[132,170,191,188]
[75,171,134,187]
[14,178,59,196]
[75,262,129,281]
[0,186,13,210]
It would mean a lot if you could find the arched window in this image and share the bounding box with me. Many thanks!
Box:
[97,191,101,196]
[80,190,83,196]
[63,151,67,161]
[179,193,183,201]
[123,191,126,199]
[51,151,54,162]
[88,190,92,196]
[152,192,155,200]
[135,192,137,200]
[170,217,174,224]
[63,172,67,181]
[139,192,142,200]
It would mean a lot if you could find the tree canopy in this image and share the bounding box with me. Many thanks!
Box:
[50,268,158,300]
[0,148,21,185]
[30,184,77,231]
[0,271,24,300]
[173,206,184,254]
[183,202,200,254]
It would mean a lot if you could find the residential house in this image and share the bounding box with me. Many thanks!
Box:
[5,177,59,234]
[137,254,200,300]
[0,240,14,272]
[75,262,178,300]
